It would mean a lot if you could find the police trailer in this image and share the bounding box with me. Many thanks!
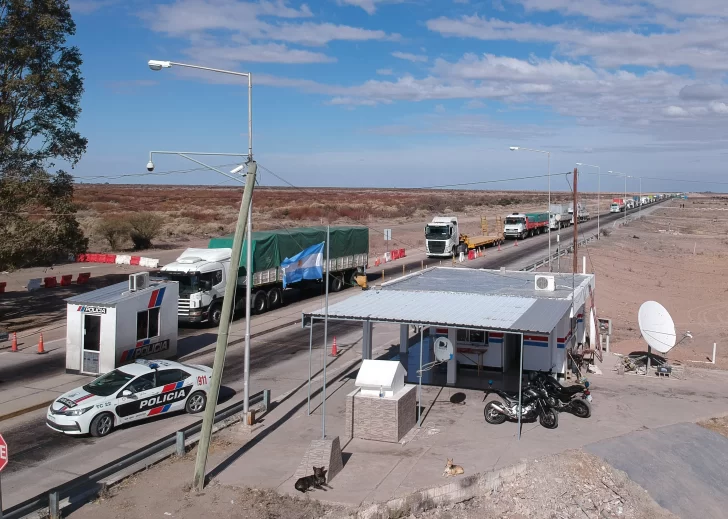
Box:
[65,273,179,376]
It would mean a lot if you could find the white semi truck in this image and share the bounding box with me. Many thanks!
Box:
[569,203,590,223]
[160,227,369,325]
[549,204,571,230]
[424,216,460,257]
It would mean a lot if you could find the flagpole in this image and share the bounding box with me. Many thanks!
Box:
[322,225,330,439]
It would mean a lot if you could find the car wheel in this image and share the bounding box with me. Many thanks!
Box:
[330,275,344,292]
[89,412,114,437]
[186,391,207,414]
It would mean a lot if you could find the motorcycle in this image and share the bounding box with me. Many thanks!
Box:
[532,371,592,418]
[483,381,559,429]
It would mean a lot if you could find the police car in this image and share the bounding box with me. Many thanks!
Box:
[46,359,213,437]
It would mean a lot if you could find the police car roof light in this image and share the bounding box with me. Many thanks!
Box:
[148,363,159,370]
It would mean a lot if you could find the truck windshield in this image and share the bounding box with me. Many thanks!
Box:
[425,226,450,239]
[161,273,200,295]
[505,217,523,225]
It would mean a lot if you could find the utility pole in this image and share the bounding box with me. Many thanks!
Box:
[572,167,578,275]
[194,161,257,492]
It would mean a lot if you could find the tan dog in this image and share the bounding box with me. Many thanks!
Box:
[442,458,464,477]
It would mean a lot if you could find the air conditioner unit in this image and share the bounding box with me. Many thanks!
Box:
[534,275,555,291]
[129,272,150,292]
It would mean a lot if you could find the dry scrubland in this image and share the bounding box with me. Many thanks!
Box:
[74,185,622,254]
[557,194,728,369]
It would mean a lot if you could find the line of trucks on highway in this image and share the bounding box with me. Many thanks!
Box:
[610,193,666,213]
[424,204,590,258]
[157,193,677,325]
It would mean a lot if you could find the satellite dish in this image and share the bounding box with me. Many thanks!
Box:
[433,337,454,362]
[638,301,676,354]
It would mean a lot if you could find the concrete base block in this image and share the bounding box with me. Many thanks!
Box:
[294,436,343,484]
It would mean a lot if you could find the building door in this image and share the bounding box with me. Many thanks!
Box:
[503,334,522,375]
[82,314,101,374]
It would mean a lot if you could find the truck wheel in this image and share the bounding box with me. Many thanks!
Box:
[253,290,268,314]
[267,287,282,309]
[330,275,344,293]
[209,303,222,327]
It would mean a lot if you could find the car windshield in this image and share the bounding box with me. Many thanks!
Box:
[425,225,450,239]
[161,273,199,295]
[505,217,523,225]
[83,369,136,397]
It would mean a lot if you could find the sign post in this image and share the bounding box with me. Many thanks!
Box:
[0,432,7,518]
[384,229,392,254]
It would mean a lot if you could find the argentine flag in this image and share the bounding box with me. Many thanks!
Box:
[280,242,325,288]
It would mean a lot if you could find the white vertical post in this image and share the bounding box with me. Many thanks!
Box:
[418,326,423,428]
[307,319,313,415]
[548,152,551,272]
[713,343,717,364]
[322,226,330,439]
[582,256,586,274]
[518,333,524,440]
[243,203,252,417]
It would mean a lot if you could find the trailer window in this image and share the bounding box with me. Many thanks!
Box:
[137,307,161,341]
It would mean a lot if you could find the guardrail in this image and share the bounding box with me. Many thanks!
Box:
[519,231,600,272]
[4,391,266,519]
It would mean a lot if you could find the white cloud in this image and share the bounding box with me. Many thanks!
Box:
[465,99,485,109]
[336,0,402,14]
[328,97,380,106]
[185,42,336,64]
[272,22,396,46]
[392,51,428,63]
[432,53,596,82]
[377,68,394,75]
[663,105,689,117]
[426,15,728,71]
[680,84,728,101]
[709,101,728,114]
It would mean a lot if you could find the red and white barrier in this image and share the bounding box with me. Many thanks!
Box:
[77,253,158,268]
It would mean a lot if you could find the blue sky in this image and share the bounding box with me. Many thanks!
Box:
[67,0,728,192]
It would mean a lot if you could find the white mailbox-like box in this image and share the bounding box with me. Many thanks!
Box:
[355,359,406,397]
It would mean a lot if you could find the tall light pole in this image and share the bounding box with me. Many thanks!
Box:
[149,59,255,492]
[510,146,551,270]
[576,163,600,238]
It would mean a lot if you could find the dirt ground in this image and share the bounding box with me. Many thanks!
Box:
[698,415,728,439]
[72,184,621,256]
[556,194,728,370]
[70,437,673,519]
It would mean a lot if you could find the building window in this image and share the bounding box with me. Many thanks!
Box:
[456,329,487,345]
[136,307,161,341]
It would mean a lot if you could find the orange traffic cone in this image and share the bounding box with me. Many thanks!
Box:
[498,242,502,252]
[37,332,46,354]
[514,238,518,247]
[11,332,18,352]
[329,336,338,357]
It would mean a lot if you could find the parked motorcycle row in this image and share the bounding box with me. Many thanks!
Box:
[483,370,592,430]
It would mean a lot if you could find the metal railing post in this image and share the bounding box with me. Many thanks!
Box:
[263,389,271,412]
[176,431,186,456]
[49,491,59,519]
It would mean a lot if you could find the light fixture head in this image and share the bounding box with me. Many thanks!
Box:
[509,146,519,151]
[146,161,155,172]
[576,162,583,165]
[230,164,245,175]
[148,60,171,71]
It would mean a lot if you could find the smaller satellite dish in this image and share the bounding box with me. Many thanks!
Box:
[638,301,676,354]
[433,337,454,362]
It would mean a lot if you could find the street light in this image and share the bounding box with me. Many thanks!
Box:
[510,146,551,270]
[576,163,600,238]
[149,59,255,492]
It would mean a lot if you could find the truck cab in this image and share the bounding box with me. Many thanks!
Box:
[425,217,459,257]
[504,214,528,239]
[160,248,240,325]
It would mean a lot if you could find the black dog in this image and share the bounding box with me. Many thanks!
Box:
[294,466,327,493]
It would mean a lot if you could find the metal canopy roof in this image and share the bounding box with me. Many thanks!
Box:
[66,279,172,306]
[304,267,593,334]
[383,267,592,300]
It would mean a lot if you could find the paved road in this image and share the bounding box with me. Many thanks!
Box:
[586,422,728,519]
